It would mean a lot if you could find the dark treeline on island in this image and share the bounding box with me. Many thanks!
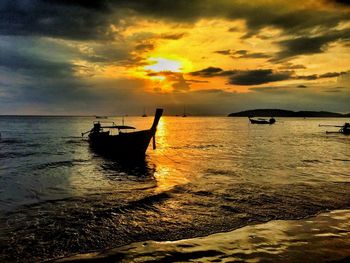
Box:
[228,109,350,118]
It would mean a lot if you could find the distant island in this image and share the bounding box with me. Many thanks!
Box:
[228,109,350,118]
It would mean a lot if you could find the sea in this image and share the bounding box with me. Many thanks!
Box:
[0,116,349,262]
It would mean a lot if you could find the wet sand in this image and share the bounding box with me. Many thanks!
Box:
[57,209,350,262]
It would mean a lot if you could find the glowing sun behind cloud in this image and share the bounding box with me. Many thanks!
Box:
[145,57,182,72]
[138,56,194,92]
[144,57,193,73]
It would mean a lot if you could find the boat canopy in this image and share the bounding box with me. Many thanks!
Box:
[101,125,136,129]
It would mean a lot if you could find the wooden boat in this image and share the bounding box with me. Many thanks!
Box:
[249,117,276,124]
[84,109,163,157]
[321,123,350,135]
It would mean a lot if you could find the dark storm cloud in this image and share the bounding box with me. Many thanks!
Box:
[0,0,200,41]
[191,66,347,85]
[191,67,224,77]
[319,72,346,78]
[228,69,292,85]
[296,71,347,80]
[0,35,133,77]
[44,0,110,10]
[296,74,318,80]
[273,36,332,60]
[272,29,350,61]
[2,0,350,42]
[0,48,74,78]
[215,49,270,59]
[0,0,117,40]
[191,68,292,85]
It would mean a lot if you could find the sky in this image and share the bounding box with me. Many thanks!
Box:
[0,0,350,115]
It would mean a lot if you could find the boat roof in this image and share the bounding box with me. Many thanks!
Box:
[101,125,136,129]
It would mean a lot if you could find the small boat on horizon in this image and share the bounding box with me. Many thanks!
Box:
[249,117,276,125]
[182,106,188,117]
[95,116,108,119]
[83,109,163,158]
[142,107,147,117]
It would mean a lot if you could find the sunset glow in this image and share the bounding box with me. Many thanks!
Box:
[145,58,183,73]
[0,0,349,115]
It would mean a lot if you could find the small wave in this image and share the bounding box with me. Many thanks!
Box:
[25,143,41,147]
[65,139,84,144]
[0,138,25,144]
[103,192,171,215]
[220,205,241,213]
[333,158,350,162]
[170,144,223,150]
[194,190,214,197]
[0,151,36,159]
[302,159,322,163]
[34,159,89,170]
[206,168,234,176]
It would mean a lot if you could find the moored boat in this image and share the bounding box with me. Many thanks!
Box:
[141,107,147,117]
[83,108,163,157]
[249,117,276,124]
[320,122,350,135]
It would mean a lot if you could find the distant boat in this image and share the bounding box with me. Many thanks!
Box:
[83,109,163,157]
[182,106,187,117]
[142,107,147,117]
[95,116,108,119]
[249,117,276,124]
[320,123,350,135]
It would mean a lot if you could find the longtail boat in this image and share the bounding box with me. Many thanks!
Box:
[83,108,163,157]
[248,117,276,124]
[320,123,350,135]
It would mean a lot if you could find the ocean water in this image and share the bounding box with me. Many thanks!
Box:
[0,116,349,262]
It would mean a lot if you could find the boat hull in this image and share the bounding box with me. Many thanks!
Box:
[327,129,350,135]
[249,119,269,124]
[89,129,155,157]
[249,118,275,124]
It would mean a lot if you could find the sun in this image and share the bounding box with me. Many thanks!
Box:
[145,57,182,72]
[137,56,193,92]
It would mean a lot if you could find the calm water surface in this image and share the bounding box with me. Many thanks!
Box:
[0,116,349,262]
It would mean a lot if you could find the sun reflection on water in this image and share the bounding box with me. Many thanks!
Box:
[152,117,191,192]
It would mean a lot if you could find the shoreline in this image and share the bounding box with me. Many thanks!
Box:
[57,209,350,262]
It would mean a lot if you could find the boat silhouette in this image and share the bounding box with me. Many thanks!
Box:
[182,106,187,117]
[249,117,276,124]
[320,123,350,135]
[83,109,163,157]
[142,107,147,117]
